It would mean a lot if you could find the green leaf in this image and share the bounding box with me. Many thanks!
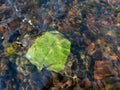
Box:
[26,31,71,72]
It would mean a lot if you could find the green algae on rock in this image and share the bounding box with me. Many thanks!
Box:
[26,31,71,72]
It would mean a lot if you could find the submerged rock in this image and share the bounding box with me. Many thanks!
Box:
[8,30,21,43]
[26,31,71,72]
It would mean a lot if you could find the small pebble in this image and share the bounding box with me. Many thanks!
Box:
[8,30,21,43]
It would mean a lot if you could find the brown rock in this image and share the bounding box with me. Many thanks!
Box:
[0,25,3,32]
[68,8,76,16]
[83,77,91,87]
[116,13,120,27]
[43,18,51,25]
[94,61,113,80]
[110,53,119,61]
[87,42,95,55]
[0,4,8,11]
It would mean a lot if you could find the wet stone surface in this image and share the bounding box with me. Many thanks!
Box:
[0,0,120,90]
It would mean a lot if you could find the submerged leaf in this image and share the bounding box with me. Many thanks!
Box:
[26,31,71,72]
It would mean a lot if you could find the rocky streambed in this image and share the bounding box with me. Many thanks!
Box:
[0,0,120,90]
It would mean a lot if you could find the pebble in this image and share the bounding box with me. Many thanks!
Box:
[8,30,21,43]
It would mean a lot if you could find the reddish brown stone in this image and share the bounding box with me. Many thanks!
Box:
[0,4,8,11]
[43,19,51,25]
[87,42,95,55]
[94,61,113,80]
[83,77,91,87]
[0,25,3,32]
[110,53,119,61]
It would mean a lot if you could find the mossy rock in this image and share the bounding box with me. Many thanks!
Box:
[26,31,71,72]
